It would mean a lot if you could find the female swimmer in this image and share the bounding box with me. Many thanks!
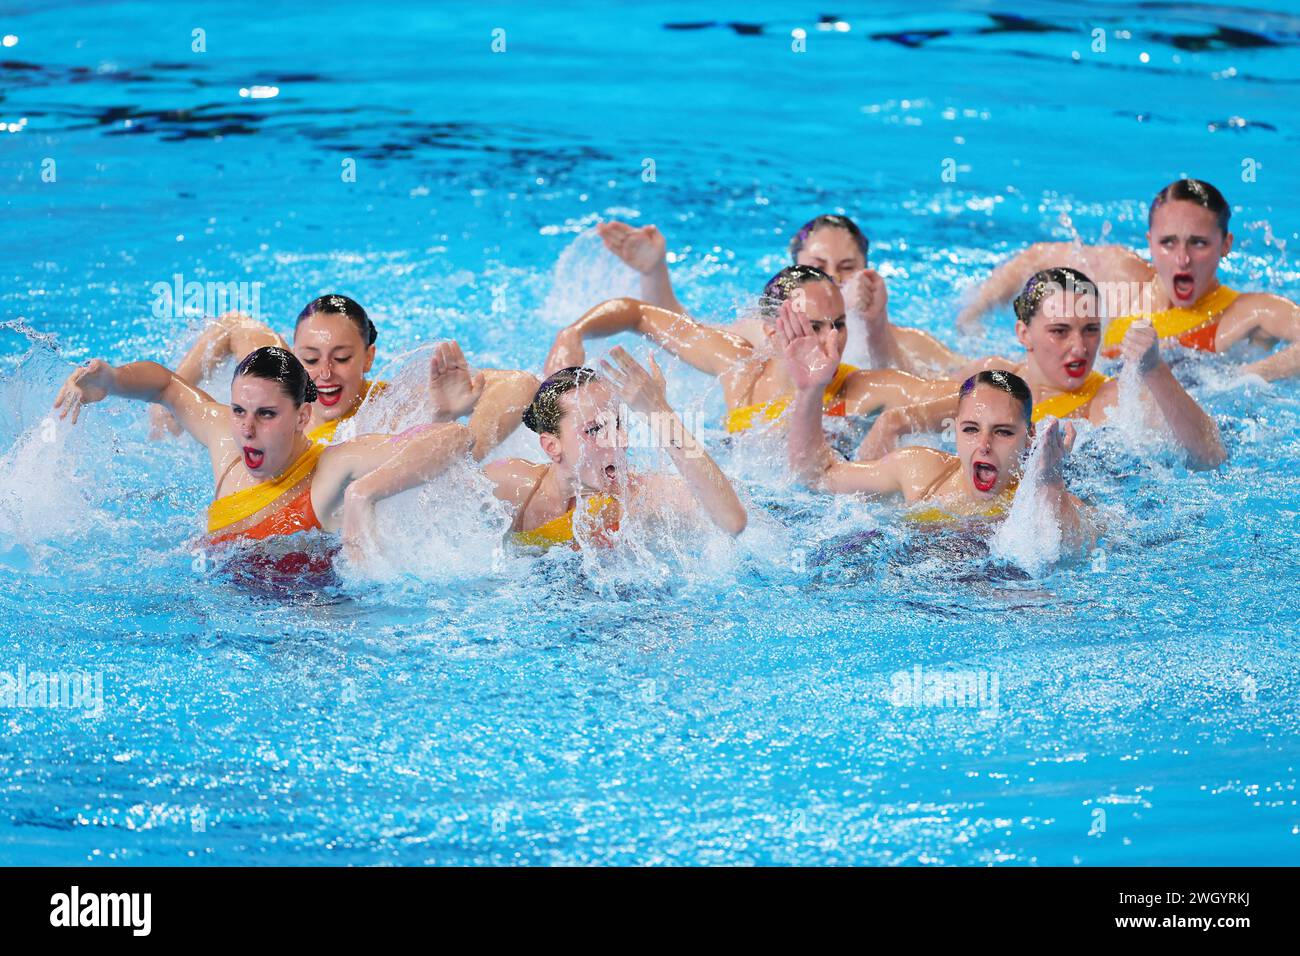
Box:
[55,347,472,560]
[777,301,1089,545]
[543,266,957,438]
[861,268,1227,470]
[956,179,1300,381]
[597,214,964,374]
[486,347,746,548]
[152,294,537,458]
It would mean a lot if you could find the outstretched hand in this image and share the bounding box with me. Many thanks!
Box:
[53,359,115,425]
[774,299,840,391]
[427,340,485,421]
[596,221,667,275]
[599,346,670,416]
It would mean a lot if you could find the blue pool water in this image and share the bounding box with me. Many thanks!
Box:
[1,1,1298,865]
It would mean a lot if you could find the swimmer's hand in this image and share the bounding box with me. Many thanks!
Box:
[544,327,586,378]
[844,268,889,328]
[148,405,183,439]
[427,340,486,421]
[599,346,670,416]
[1120,318,1162,377]
[1035,417,1077,487]
[775,299,840,391]
[53,359,115,425]
[596,221,667,276]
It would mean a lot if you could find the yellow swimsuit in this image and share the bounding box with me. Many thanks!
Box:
[1102,285,1239,357]
[725,364,857,434]
[904,484,1017,526]
[511,494,621,550]
[1032,370,1109,423]
[207,443,326,542]
[306,380,388,445]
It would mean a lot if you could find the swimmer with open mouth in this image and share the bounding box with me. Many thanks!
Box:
[957,178,1300,381]
[486,347,747,550]
[543,265,958,448]
[596,212,967,375]
[776,298,1092,545]
[55,346,473,564]
[858,267,1227,471]
[151,293,538,459]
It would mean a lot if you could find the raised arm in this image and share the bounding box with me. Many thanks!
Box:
[776,302,910,496]
[596,221,689,315]
[425,340,539,461]
[839,367,958,417]
[174,312,285,384]
[1112,321,1227,470]
[54,359,227,447]
[544,297,752,378]
[955,242,1145,330]
[599,347,746,535]
[1032,418,1093,552]
[150,313,284,438]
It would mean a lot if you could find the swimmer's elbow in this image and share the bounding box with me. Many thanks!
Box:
[720,507,747,537]
[1189,442,1228,471]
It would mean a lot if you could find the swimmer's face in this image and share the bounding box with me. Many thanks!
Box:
[293,311,376,421]
[795,227,866,284]
[539,381,628,493]
[1016,290,1101,392]
[229,375,312,478]
[954,385,1031,499]
[767,280,848,356]
[1147,200,1232,306]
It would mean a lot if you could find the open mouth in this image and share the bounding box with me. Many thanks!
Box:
[604,463,618,483]
[316,383,344,407]
[243,445,265,470]
[1064,358,1089,379]
[1172,272,1196,302]
[972,460,998,493]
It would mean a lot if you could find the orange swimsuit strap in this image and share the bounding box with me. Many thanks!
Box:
[209,484,321,545]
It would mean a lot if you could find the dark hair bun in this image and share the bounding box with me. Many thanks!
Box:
[232,346,316,407]
[303,379,318,403]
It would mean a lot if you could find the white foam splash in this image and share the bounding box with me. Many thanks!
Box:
[989,421,1063,576]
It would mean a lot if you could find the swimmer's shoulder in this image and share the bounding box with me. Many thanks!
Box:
[483,457,547,504]
[881,445,952,499]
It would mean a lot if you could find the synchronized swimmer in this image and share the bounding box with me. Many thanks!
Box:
[50,177,1295,569]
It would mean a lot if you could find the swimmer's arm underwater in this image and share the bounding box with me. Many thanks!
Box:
[545,297,752,378]
[596,220,690,316]
[599,347,746,536]
[54,359,227,444]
